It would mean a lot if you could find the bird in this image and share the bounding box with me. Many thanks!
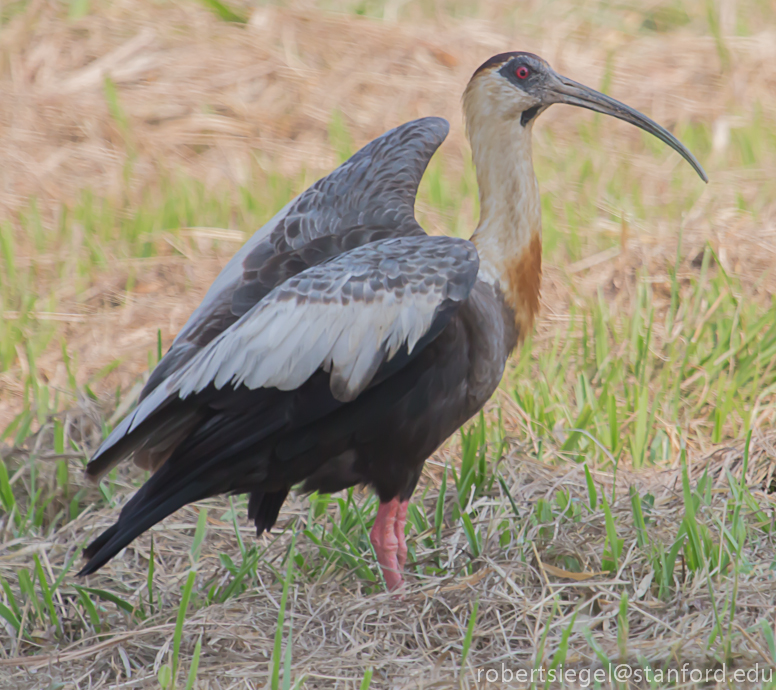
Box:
[78,52,706,590]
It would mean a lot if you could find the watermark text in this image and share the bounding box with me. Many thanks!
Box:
[474,662,773,687]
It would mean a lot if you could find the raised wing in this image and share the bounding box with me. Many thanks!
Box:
[141,117,450,398]
[86,235,479,480]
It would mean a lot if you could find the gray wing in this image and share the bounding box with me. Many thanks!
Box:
[142,117,450,398]
[87,235,478,479]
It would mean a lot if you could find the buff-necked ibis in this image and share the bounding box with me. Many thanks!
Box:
[79,52,706,590]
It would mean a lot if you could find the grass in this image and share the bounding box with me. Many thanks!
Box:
[1,0,776,688]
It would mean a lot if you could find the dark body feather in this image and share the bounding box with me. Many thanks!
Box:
[79,118,518,577]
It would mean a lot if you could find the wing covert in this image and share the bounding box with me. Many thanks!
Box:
[142,118,449,398]
[88,235,478,479]
[167,235,477,402]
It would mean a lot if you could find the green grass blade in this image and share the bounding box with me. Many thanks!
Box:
[33,555,61,638]
[601,492,622,572]
[76,587,101,634]
[545,609,578,689]
[282,614,294,690]
[583,464,597,511]
[184,633,203,690]
[0,459,17,528]
[359,667,374,690]
[198,0,248,23]
[0,602,21,635]
[629,486,648,548]
[147,536,155,615]
[459,598,479,686]
[617,592,629,659]
[435,464,448,545]
[271,533,297,690]
[191,506,208,564]
[173,570,197,685]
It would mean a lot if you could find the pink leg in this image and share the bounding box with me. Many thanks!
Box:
[395,500,408,570]
[370,497,410,591]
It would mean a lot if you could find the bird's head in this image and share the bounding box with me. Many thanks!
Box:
[464,51,707,182]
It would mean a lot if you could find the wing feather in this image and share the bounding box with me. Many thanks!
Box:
[86,235,478,479]
[140,117,449,399]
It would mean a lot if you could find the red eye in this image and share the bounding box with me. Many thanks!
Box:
[516,66,530,79]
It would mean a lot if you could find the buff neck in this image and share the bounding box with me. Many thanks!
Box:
[464,83,543,338]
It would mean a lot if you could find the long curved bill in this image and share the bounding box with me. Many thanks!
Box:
[546,73,708,183]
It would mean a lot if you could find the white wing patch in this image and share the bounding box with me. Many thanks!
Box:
[122,236,477,436]
[181,288,440,402]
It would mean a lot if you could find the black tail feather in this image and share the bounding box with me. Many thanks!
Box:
[248,488,289,536]
[80,523,120,564]
[78,477,210,576]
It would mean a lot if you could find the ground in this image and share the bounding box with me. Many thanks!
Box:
[1,0,776,688]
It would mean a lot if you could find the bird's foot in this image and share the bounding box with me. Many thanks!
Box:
[370,497,409,591]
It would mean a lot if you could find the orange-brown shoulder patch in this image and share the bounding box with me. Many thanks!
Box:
[504,233,542,336]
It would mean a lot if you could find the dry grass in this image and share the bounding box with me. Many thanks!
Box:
[2,0,776,688]
[2,409,776,688]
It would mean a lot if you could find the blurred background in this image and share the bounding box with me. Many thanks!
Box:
[2,1,776,687]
